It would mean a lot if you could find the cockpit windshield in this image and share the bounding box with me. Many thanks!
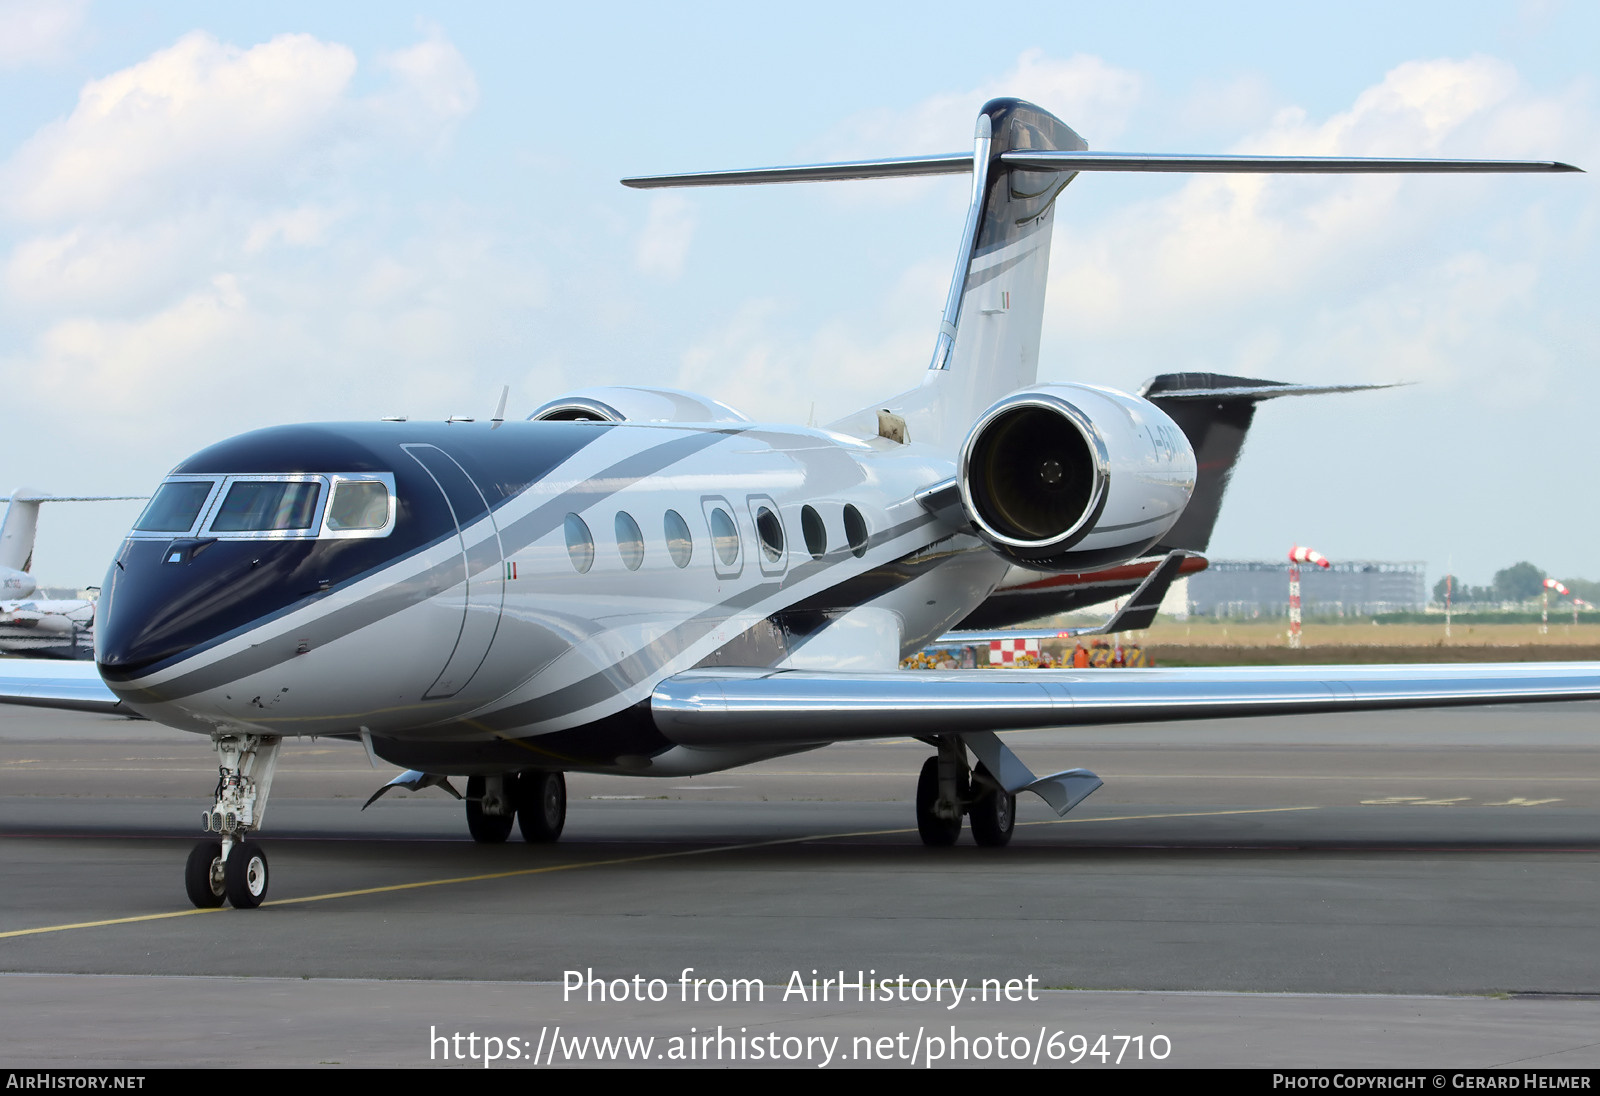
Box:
[127,473,396,541]
[133,481,214,533]
[211,481,322,532]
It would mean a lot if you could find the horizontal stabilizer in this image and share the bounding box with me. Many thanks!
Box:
[0,495,146,503]
[1139,374,1401,402]
[998,151,1582,174]
[1140,373,1395,555]
[625,152,1581,190]
[622,153,972,189]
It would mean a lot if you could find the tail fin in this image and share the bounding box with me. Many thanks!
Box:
[626,98,1087,450]
[622,103,1564,450]
[829,99,1086,448]
[0,489,150,574]
[907,99,1086,448]
[0,489,46,572]
[1141,373,1396,552]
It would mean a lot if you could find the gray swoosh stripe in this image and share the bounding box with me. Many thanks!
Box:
[137,429,737,701]
[473,511,939,729]
[1092,508,1183,535]
[964,247,1038,291]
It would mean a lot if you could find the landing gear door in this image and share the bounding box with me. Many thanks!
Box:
[402,444,504,700]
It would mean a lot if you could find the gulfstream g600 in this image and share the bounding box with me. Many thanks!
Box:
[2,98,1586,911]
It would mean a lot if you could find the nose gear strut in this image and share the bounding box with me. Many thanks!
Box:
[184,734,281,909]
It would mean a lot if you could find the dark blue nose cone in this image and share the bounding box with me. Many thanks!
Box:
[96,538,325,681]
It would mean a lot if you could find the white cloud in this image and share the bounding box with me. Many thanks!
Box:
[3,32,358,223]
[242,204,344,255]
[0,26,555,442]
[22,274,254,423]
[817,51,1144,160]
[0,0,86,69]
[369,24,479,144]
[673,260,945,424]
[1043,55,1594,394]
[3,218,216,312]
[634,194,694,279]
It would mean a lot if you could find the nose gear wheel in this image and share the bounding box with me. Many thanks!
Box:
[224,841,270,908]
[184,840,226,909]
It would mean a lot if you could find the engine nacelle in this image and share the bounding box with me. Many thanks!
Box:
[527,386,748,424]
[958,383,1196,572]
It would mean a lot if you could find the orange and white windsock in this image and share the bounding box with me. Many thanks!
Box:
[1544,578,1570,596]
[1289,545,1331,569]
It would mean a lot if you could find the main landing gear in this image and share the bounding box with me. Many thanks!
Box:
[915,736,1016,848]
[465,771,567,844]
[185,734,281,909]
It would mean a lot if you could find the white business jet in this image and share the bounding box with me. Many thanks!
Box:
[0,489,144,657]
[0,98,1586,912]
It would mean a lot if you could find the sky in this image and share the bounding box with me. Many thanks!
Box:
[1,0,1595,591]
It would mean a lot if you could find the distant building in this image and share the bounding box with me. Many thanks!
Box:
[1186,559,1426,618]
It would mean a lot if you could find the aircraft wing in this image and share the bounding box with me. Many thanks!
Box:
[0,658,124,713]
[650,663,1600,748]
[937,550,1190,645]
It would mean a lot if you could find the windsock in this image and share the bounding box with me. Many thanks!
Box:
[1289,545,1331,569]
[1543,578,1570,596]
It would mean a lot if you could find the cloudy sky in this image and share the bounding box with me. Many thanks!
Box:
[1,0,1595,590]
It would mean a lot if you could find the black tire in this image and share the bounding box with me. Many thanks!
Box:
[969,783,1017,848]
[223,841,269,909]
[517,771,567,843]
[916,756,962,847]
[466,774,516,843]
[185,840,226,909]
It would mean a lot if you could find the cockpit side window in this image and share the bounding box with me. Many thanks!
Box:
[133,480,215,533]
[210,481,322,532]
[326,481,390,531]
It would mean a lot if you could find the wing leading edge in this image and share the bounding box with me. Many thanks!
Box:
[0,659,123,714]
[650,663,1600,747]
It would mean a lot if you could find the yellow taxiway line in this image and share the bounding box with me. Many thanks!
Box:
[0,806,1317,940]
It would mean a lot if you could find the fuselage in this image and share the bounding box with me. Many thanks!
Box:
[96,418,1004,774]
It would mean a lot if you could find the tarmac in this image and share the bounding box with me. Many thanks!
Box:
[2,702,1598,1068]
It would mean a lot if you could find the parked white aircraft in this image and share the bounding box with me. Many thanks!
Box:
[0,98,1587,913]
[0,489,143,657]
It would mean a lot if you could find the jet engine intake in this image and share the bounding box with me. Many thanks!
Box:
[958,384,1196,572]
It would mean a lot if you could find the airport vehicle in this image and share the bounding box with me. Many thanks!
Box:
[0,98,1588,912]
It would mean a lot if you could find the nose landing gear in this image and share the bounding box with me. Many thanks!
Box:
[184,734,281,909]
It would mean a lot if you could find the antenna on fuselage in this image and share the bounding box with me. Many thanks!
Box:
[491,385,510,429]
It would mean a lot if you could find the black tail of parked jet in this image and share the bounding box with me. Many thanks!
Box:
[1141,373,1396,555]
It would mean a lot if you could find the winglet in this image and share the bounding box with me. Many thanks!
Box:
[933,549,1189,645]
[1072,550,1189,636]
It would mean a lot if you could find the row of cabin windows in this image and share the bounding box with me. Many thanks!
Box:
[562,503,868,574]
